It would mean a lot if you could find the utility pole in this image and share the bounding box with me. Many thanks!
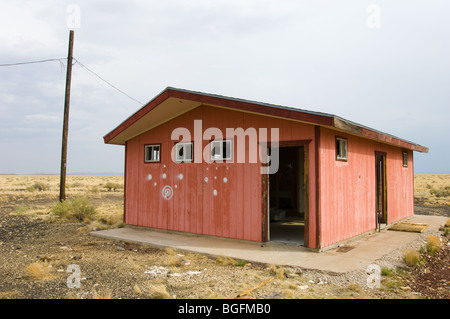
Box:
[59,30,74,202]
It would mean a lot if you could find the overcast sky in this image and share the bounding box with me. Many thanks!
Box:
[0,0,449,174]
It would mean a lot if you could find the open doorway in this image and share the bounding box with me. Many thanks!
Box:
[268,146,306,245]
[375,151,387,227]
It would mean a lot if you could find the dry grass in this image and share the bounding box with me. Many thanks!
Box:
[268,264,286,279]
[0,175,125,232]
[162,247,185,267]
[281,289,295,298]
[0,291,20,299]
[426,235,442,256]
[216,256,239,266]
[135,282,172,299]
[403,249,420,266]
[165,247,178,256]
[76,213,125,233]
[347,283,361,293]
[0,175,123,199]
[91,289,113,299]
[25,261,54,281]
[2,174,448,300]
[414,174,450,206]
[133,283,143,295]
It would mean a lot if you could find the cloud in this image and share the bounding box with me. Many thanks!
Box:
[23,114,60,123]
[0,0,449,174]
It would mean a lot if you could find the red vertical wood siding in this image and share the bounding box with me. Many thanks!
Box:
[124,105,317,244]
[318,127,415,248]
[125,105,415,248]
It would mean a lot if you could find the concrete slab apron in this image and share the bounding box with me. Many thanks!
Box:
[90,215,448,274]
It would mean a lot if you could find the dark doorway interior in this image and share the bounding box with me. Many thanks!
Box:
[375,151,387,226]
[269,146,305,245]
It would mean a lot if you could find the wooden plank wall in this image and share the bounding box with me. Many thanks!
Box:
[125,105,317,245]
[319,127,415,248]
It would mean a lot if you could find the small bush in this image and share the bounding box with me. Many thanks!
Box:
[29,182,49,192]
[403,249,420,267]
[103,182,123,192]
[426,235,442,256]
[51,197,96,222]
[445,219,450,228]
[51,200,72,219]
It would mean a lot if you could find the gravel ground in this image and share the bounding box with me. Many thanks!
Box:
[0,197,448,300]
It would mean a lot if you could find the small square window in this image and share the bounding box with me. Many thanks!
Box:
[336,137,348,161]
[145,144,161,163]
[402,151,408,167]
[210,140,232,161]
[175,142,193,162]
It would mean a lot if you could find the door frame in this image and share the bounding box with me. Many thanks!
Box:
[261,140,310,246]
[375,151,387,226]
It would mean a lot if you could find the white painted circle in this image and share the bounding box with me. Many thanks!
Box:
[178,174,183,180]
[162,185,173,200]
[213,189,218,196]
[204,177,208,182]
[147,174,152,180]
[223,177,228,183]
[162,173,167,179]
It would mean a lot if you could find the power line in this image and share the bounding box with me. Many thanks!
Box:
[0,58,66,67]
[73,58,143,105]
[73,59,131,110]
[0,56,144,106]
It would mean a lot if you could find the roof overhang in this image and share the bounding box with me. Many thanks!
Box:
[103,87,429,153]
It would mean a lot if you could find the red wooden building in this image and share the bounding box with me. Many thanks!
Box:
[104,87,428,251]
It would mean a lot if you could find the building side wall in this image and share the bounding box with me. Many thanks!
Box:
[319,127,415,248]
[125,105,318,244]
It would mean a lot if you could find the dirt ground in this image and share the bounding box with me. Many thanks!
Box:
[0,174,449,300]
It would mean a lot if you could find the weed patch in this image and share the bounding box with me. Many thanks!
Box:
[51,197,97,222]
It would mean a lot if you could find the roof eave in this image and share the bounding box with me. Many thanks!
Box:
[104,87,429,153]
[333,117,429,153]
